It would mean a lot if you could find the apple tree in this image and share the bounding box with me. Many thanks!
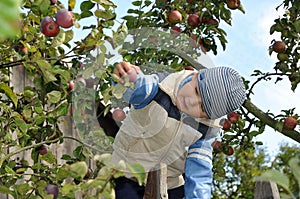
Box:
[0,0,299,198]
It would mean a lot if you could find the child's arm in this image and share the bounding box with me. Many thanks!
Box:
[184,128,219,199]
[113,62,160,109]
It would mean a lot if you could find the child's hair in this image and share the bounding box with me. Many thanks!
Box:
[197,67,246,119]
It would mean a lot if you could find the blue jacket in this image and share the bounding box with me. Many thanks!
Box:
[113,70,220,198]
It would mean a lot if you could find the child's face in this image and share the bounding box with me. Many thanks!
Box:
[175,73,208,118]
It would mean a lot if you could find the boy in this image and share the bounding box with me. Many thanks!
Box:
[111,62,246,199]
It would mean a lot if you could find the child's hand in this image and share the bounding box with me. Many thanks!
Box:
[113,62,140,83]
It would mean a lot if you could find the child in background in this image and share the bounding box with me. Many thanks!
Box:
[111,62,246,199]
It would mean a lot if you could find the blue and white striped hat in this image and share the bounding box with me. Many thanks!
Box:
[197,67,246,119]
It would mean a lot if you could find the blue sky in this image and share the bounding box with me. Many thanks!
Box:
[63,0,299,155]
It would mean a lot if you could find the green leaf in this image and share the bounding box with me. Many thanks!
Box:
[40,152,57,164]
[132,1,142,6]
[0,0,20,38]
[15,118,28,133]
[288,157,300,190]
[81,11,93,19]
[46,90,61,104]
[112,84,126,99]
[293,20,300,33]
[254,169,290,192]
[61,183,78,196]
[80,1,95,11]
[0,185,14,196]
[97,0,116,7]
[36,60,57,84]
[52,30,66,47]
[39,0,50,15]
[64,30,74,44]
[69,161,88,179]
[94,9,116,20]
[0,82,18,107]
[15,183,31,195]
[127,162,146,186]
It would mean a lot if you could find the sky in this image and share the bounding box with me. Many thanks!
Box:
[65,0,299,156]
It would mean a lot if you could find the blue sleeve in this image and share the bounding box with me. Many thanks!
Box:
[122,72,160,109]
[184,128,219,199]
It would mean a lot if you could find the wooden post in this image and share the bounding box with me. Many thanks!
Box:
[254,181,280,199]
[144,163,168,199]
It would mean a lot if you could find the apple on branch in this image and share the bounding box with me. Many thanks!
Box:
[112,108,126,122]
[212,140,223,153]
[168,10,182,24]
[187,13,200,28]
[227,112,239,123]
[220,118,231,131]
[223,145,234,156]
[226,0,241,10]
[272,41,286,53]
[40,16,60,37]
[283,116,298,130]
[55,9,74,28]
[45,184,59,199]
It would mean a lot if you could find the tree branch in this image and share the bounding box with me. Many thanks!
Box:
[243,99,300,143]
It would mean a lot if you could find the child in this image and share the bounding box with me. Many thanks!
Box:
[111,62,246,199]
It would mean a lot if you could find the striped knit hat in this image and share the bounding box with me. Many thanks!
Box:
[197,67,246,119]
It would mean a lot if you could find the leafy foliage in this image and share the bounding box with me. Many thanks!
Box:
[0,0,299,198]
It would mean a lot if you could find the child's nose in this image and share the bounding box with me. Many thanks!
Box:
[190,97,201,106]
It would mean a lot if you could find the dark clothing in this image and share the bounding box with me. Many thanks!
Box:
[115,177,184,199]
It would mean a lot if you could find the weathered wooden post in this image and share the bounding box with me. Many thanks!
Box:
[254,181,280,199]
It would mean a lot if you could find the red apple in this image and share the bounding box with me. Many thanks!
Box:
[126,68,138,82]
[55,9,74,28]
[112,109,126,122]
[50,0,57,5]
[226,0,240,10]
[283,116,298,130]
[187,14,200,28]
[223,145,234,156]
[207,18,219,27]
[75,77,86,87]
[45,184,59,199]
[272,41,286,53]
[40,16,60,37]
[185,66,194,70]
[201,15,209,24]
[212,140,222,153]
[171,25,182,35]
[168,10,182,24]
[227,112,239,123]
[220,118,231,130]
[39,145,48,155]
[85,77,95,88]
[84,168,92,180]
[68,80,75,91]
[189,34,200,48]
